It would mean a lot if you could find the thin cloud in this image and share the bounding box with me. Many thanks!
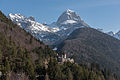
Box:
[59,0,120,10]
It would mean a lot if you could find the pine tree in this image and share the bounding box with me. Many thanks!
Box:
[5,59,10,72]
[0,48,2,60]
[67,68,73,80]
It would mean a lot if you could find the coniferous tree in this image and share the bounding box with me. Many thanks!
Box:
[66,68,73,80]
[5,59,10,72]
[0,48,2,60]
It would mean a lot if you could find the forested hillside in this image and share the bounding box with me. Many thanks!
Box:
[57,27,120,76]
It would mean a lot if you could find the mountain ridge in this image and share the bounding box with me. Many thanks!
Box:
[107,31,120,40]
[0,10,57,80]
[8,10,120,43]
[8,9,89,45]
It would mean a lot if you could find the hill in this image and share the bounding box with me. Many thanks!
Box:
[0,11,56,80]
[57,27,120,76]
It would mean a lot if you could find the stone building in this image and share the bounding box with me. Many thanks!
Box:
[57,54,74,63]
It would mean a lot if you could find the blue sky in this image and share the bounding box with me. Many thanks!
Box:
[0,0,120,32]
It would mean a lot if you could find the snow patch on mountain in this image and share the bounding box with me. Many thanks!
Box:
[61,20,77,25]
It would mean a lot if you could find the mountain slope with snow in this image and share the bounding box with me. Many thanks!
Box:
[9,13,59,32]
[8,9,89,45]
[49,9,89,42]
[107,31,120,40]
[8,13,61,45]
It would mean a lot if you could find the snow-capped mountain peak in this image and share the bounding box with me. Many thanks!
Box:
[107,30,120,40]
[114,31,120,40]
[8,10,89,45]
[8,13,59,32]
[8,13,61,45]
[66,9,74,12]
[9,13,26,22]
[107,31,114,36]
[56,9,81,25]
